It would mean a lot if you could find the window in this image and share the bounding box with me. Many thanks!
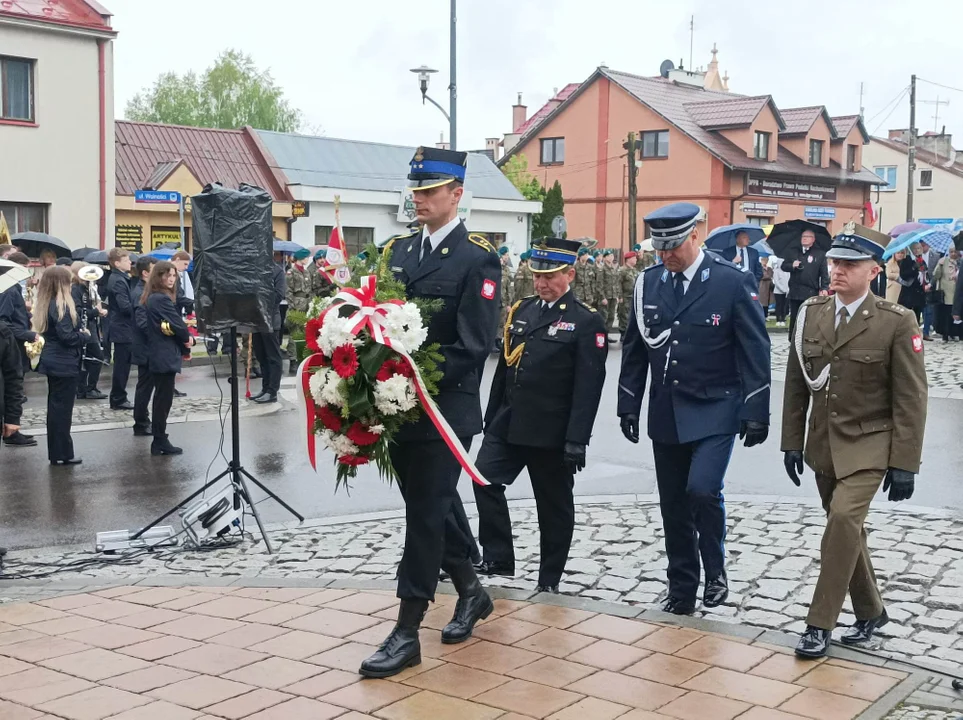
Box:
[809,139,824,166]
[846,144,858,172]
[919,169,933,190]
[641,130,670,159]
[746,216,768,226]
[753,131,771,161]
[540,137,564,164]
[1,56,35,122]
[0,202,46,233]
[314,225,374,256]
[873,166,897,191]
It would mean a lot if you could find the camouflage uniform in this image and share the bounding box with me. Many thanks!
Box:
[573,260,594,307]
[286,264,313,313]
[310,267,335,301]
[600,258,620,332]
[618,261,640,333]
[499,258,515,335]
[513,260,535,300]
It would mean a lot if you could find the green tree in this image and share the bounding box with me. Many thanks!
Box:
[126,50,302,132]
[501,154,545,203]
[533,180,564,239]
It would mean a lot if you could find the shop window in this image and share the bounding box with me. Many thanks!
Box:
[314,225,373,256]
[846,144,859,171]
[1,56,35,122]
[918,169,933,190]
[874,166,897,191]
[746,216,769,226]
[0,201,46,233]
[540,137,564,165]
[753,132,770,161]
[809,139,824,166]
[641,130,669,159]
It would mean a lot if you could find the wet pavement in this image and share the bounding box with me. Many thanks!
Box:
[2,340,962,550]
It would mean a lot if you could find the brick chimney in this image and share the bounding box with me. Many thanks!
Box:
[486,138,501,162]
[512,93,527,133]
[917,129,954,160]
[888,128,910,143]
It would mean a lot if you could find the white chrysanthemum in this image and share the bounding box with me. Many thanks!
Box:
[308,296,335,317]
[318,429,359,456]
[309,367,346,408]
[380,302,428,352]
[369,424,385,435]
[373,375,419,416]
[319,312,360,355]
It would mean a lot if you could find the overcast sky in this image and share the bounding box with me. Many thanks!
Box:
[109,0,963,153]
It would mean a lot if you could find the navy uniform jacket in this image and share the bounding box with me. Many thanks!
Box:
[131,280,150,367]
[106,269,134,344]
[386,221,501,442]
[617,252,771,444]
[0,284,34,343]
[145,292,191,375]
[720,245,763,284]
[37,299,87,378]
[486,289,607,448]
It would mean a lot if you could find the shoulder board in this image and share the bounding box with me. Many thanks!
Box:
[803,295,832,306]
[876,299,908,315]
[643,263,663,273]
[710,254,741,270]
[510,298,525,313]
[575,298,597,312]
[376,229,418,250]
[468,234,495,253]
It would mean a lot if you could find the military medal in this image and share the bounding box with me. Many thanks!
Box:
[548,325,558,336]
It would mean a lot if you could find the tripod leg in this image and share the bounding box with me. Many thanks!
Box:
[233,470,275,555]
[239,468,305,522]
[129,470,233,542]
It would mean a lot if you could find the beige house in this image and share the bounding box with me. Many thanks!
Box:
[864,131,963,231]
[0,1,116,249]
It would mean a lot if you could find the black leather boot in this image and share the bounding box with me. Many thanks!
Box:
[359,599,428,678]
[151,435,183,456]
[442,560,494,644]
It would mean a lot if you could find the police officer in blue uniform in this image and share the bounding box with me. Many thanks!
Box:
[618,203,771,615]
[360,147,502,679]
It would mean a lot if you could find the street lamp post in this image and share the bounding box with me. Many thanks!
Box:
[409,0,457,149]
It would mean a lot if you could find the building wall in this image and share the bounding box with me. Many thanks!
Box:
[863,140,963,230]
[0,23,110,248]
[729,173,868,234]
[830,126,863,170]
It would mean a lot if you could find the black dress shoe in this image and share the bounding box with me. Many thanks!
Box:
[795,626,831,658]
[359,599,427,678]
[173,388,187,398]
[442,561,494,644]
[3,431,37,447]
[474,559,515,577]
[703,575,729,608]
[50,458,83,466]
[841,610,889,646]
[661,596,696,615]
[111,401,135,411]
[535,585,560,594]
[133,425,153,437]
[252,393,278,404]
[248,391,266,401]
[151,436,183,456]
[85,389,107,400]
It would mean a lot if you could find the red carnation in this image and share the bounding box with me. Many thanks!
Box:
[339,454,370,467]
[331,344,359,378]
[375,362,394,382]
[317,405,342,432]
[305,317,323,352]
[394,358,414,378]
[345,421,381,447]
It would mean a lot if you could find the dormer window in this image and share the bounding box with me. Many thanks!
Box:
[809,140,824,166]
[753,132,770,161]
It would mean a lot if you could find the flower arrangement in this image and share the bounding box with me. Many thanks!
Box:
[300,248,444,488]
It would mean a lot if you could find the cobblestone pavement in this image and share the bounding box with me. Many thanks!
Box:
[4,499,963,679]
[885,704,961,720]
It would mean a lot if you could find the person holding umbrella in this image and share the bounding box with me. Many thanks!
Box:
[778,227,830,339]
[720,230,763,284]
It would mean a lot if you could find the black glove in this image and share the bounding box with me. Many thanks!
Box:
[619,414,639,444]
[739,420,769,448]
[882,468,915,502]
[563,442,586,475]
[783,450,803,487]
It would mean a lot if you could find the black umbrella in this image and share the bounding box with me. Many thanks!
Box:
[72,246,99,260]
[83,250,109,264]
[12,231,72,259]
[953,232,963,252]
[766,220,833,258]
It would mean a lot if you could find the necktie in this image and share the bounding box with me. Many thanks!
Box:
[419,236,432,265]
[673,272,686,303]
[836,306,849,338]
[538,301,550,319]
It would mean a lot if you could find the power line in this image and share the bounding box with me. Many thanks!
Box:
[865,85,909,126]
[870,88,910,136]
[918,77,963,95]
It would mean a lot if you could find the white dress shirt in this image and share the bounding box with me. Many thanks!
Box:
[673,249,705,294]
[420,216,462,260]
[834,292,868,328]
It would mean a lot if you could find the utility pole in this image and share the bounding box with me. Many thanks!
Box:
[449,0,457,151]
[689,16,695,72]
[922,95,950,131]
[906,74,917,222]
[859,82,865,118]
[624,132,639,251]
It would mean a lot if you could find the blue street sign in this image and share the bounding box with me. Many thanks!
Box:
[804,206,836,220]
[135,190,181,204]
[919,217,953,225]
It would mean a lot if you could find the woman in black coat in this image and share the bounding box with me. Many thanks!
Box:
[898,247,930,324]
[142,261,193,455]
[32,266,90,465]
[131,256,156,437]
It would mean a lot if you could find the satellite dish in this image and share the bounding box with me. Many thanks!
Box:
[659,59,675,78]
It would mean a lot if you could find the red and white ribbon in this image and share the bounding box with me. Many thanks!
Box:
[300,275,490,486]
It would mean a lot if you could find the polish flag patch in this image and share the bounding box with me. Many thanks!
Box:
[912,335,923,353]
[596,333,606,348]
[481,279,496,300]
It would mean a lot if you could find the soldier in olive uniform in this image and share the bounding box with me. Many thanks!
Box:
[600,249,620,336]
[513,250,535,300]
[587,255,600,307]
[310,250,336,300]
[618,251,640,338]
[285,248,313,371]
[573,249,591,306]
[782,226,927,659]
[497,246,514,350]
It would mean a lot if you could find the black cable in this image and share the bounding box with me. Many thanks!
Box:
[870,88,911,136]
[918,77,963,95]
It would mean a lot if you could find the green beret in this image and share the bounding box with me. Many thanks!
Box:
[632,244,642,252]
[293,248,310,260]
[577,248,588,257]
[602,249,613,256]
[498,246,509,256]
[314,250,326,261]
[592,249,602,257]
[520,250,531,261]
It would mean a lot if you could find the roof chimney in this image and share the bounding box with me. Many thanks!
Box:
[512,93,527,133]
[888,128,910,143]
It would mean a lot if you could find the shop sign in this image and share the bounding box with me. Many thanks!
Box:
[804,206,836,220]
[740,201,779,216]
[747,176,837,202]
[292,201,309,218]
[398,189,472,224]
[114,225,144,253]
[919,217,952,225]
[135,190,181,204]
[151,227,185,249]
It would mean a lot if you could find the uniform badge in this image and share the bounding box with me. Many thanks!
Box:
[390,266,403,272]
[441,247,450,255]
[711,314,721,326]
[481,279,496,300]
[912,334,923,353]
[701,268,710,282]
[661,269,669,282]
[548,325,558,337]
[596,333,606,348]
[807,255,813,264]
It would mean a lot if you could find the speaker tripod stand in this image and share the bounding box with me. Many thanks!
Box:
[131,327,303,554]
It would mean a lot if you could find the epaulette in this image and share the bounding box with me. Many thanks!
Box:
[710,254,742,271]
[803,295,832,306]
[643,262,664,273]
[575,298,598,312]
[468,233,495,253]
[376,228,418,251]
[876,298,908,315]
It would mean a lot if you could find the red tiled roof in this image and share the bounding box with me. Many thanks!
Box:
[516,83,580,136]
[114,121,290,201]
[683,95,783,130]
[779,105,838,138]
[831,115,870,144]
[0,0,114,32]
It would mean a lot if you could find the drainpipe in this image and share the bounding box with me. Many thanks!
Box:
[97,39,107,250]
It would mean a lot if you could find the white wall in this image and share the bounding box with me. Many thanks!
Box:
[0,23,112,248]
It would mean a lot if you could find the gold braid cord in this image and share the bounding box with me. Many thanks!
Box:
[503,299,525,367]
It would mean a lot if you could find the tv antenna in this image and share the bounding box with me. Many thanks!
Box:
[922,96,950,131]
